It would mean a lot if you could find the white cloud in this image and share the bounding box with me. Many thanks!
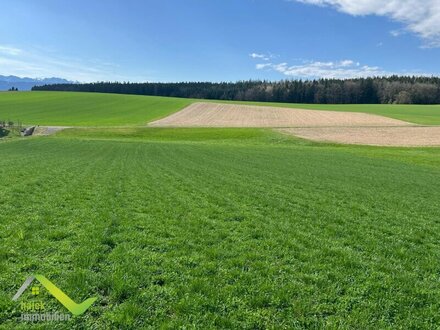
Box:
[250,52,278,61]
[0,45,148,82]
[390,29,404,37]
[256,59,393,79]
[256,63,272,70]
[250,53,267,59]
[340,60,354,67]
[0,45,22,56]
[295,0,440,47]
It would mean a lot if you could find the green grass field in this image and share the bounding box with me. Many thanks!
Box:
[1,128,440,329]
[1,91,440,125]
[1,92,440,328]
[0,91,192,126]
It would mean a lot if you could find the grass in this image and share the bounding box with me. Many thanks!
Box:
[0,91,192,126]
[1,91,440,126]
[56,127,291,144]
[1,128,440,329]
[1,91,440,327]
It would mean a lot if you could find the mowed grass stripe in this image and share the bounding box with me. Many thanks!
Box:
[1,134,440,328]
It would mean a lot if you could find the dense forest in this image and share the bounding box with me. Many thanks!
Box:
[32,76,440,104]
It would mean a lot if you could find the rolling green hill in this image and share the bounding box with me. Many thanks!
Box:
[0,91,192,126]
[1,91,440,126]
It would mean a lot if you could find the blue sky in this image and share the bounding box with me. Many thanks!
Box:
[0,0,439,82]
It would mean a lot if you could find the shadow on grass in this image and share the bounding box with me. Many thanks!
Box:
[0,128,10,138]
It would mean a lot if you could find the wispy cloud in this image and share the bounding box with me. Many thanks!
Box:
[294,0,440,47]
[255,59,394,79]
[389,29,405,37]
[0,45,22,56]
[256,63,272,70]
[0,44,148,82]
[249,52,277,61]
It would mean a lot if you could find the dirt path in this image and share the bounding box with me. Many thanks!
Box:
[149,102,411,128]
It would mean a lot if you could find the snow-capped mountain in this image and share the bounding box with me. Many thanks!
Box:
[0,75,73,91]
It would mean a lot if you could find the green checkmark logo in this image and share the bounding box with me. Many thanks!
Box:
[13,275,97,316]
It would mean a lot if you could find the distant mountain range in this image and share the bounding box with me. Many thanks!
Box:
[0,75,73,91]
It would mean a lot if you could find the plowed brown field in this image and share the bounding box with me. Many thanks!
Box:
[279,127,440,147]
[149,102,410,128]
[149,102,440,146]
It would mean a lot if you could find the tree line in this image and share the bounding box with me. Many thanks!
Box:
[32,76,440,104]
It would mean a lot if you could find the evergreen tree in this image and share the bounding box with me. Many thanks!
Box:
[32,76,440,104]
